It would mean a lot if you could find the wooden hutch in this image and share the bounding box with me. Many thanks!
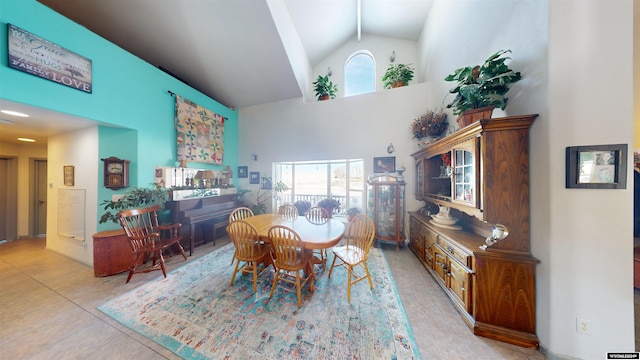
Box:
[409,114,539,348]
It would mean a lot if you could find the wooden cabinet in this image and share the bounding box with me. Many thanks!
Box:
[409,114,539,349]
[93,229,135,277]
[367,174,406,249]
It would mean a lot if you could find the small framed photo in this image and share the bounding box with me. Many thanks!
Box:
[374,156,396,173]
[238,166,248,178]
[261,177,272,190]
[63,165,74,186]
[566,144,627,189]
[249,171,260,184]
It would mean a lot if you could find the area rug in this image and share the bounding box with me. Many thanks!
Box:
[98,243,420,359]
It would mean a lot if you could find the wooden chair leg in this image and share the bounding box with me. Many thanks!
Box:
[347,266,353,303]
[295,271,302,308]
[229,260,241,287]
[327,255,338,278]
[252,261,258,293]
[364,263,373,289]
[269,271,279,299]
[159,253,167,278]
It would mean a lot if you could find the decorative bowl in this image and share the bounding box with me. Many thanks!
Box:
[431,214,459,226]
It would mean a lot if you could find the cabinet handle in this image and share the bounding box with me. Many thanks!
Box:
[447,245,454,254]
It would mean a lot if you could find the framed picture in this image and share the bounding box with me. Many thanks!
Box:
[63,165,74,186]
[566,144,627,189]
[249,171,260,184]
[374,156,396,173]
[261,176,272,190]
[238,166,248,178]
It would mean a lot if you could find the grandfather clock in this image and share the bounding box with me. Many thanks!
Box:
[101,157,130,189]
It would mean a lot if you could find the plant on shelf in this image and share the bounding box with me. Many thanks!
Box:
[312,74,338,101]
[444,49,521,127]
[317,198,341,217]
[411,109,448,146]
[99,184,170,224]
[382,63,414,89]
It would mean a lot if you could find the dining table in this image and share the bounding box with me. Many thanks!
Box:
[241,213,346,270]
[241,213,346,250]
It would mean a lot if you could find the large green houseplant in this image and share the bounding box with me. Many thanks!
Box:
[444,50,521,127]
[382,63,414,89]
[99,185,170,224]
[312,75,338,101]
[236,179,290,215]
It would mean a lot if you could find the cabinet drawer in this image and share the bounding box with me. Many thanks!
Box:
[437,237,471,267]
[423,225,438,243]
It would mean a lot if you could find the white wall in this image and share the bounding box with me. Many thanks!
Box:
[0,141,47,237]
[46,127,99,267]
[546,0,635,357]
[239,82,433,216]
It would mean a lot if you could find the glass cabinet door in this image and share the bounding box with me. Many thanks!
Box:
[452,143,475,206]
[415,158,424,198]
[367,175,406,247]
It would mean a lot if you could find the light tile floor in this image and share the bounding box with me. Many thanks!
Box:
[0,237,546,359]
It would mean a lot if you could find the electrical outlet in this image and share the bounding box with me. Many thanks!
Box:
[577,318,591,335]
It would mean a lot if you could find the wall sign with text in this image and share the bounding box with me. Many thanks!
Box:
[7,23,93,93]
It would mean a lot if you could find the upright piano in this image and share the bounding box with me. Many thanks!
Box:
[168,193,238,255]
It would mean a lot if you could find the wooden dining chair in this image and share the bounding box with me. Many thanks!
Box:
[227,220,272,292]
[117,205,188,284]
[327,214,375,302]
[228,207,255,265]
[305,206,330,269]
[277,204,298,221]
[305,206,330,224]
[229,207,254,223]
[268,225,315,308]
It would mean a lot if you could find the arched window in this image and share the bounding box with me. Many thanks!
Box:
[344,51,375,97]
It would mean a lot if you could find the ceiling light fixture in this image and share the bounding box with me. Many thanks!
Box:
[1,110,29,117]
[18,137,36,143]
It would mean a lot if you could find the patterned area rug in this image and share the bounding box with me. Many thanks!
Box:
[98,243,420,359]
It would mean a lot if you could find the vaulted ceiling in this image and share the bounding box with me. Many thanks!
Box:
[1,0,432,144]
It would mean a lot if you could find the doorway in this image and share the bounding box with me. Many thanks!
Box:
[0,157,18,241]
[32,159,47,237]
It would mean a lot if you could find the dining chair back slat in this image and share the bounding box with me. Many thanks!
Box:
[227,220,272,292]
[305,206,330,224]
[268,225,315,307]
[277,204,298,221]
[327,214,375,302]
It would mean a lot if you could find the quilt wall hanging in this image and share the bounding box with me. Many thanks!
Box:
[175,95,225,164]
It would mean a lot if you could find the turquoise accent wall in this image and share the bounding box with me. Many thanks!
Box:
[1,0,239,229]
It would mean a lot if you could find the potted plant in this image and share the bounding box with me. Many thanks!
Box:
[237,180,290,215]
[382,63,414,89]
[99,184,170,224]
[312,75,338,101]
[346,207,361,222]
[293,200,312,215]
[410,109,448,147]
[444,49,522,129]
[317,198,341,217]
